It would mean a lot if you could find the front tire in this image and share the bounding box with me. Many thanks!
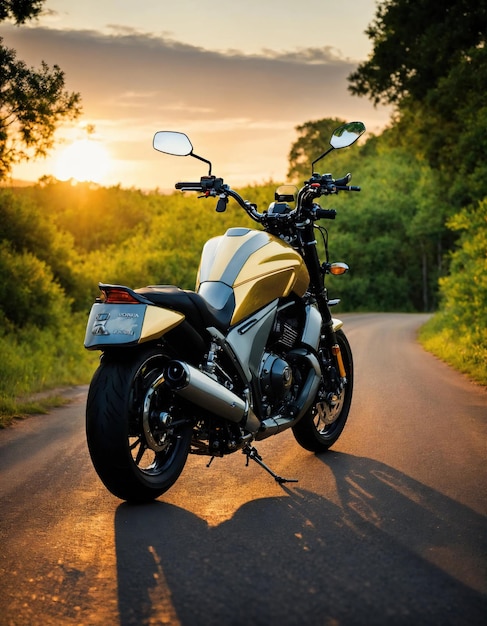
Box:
[86,347,192,502]
[292,329,353,452]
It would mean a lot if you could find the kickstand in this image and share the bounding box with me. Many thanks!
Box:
[243,444,298,484]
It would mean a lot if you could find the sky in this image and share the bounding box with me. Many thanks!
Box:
[1,0,392,189]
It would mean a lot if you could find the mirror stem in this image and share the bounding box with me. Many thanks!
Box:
[191,152,213,176]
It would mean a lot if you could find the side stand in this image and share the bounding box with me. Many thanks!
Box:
[243,444,298,484]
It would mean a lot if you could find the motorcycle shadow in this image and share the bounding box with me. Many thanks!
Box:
[114,452,486,626]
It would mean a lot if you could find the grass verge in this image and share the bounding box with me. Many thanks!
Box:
[0,394,73,429]
[418,312,487,386]
[0,313,99,428]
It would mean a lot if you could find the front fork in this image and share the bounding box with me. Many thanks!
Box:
[301,225,347,383]
[320,315,347,387]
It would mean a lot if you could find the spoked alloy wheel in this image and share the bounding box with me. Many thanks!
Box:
[292,329,353,452]
[86,347,192,502]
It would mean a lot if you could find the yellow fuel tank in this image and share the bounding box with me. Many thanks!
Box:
[196,227,309,326]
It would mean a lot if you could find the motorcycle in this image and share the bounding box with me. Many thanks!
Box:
[84,121,365,502]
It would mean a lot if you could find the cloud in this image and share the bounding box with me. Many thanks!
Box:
[1,24,390,187]
[1,25,373,119]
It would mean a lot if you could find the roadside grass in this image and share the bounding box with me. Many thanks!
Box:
[418,313,487,386]
[0,395,72,429]
[0,314,99,428]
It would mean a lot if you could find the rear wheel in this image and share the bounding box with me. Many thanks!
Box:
[86,347,192,502]
[292,329,353,452]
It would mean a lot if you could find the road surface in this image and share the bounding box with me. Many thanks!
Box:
[0,313,486,625]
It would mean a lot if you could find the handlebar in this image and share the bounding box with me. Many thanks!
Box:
[174,172,360,223]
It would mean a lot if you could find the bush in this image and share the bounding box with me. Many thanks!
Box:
[418,200,487,384]
[0,313,99,425]
[0,242,68,327]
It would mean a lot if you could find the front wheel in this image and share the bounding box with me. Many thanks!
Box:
[86,347,192,502]
[292,329,353,452]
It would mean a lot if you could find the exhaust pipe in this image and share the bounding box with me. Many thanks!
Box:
[164,360,260,433]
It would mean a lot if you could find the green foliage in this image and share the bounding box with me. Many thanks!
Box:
[0,313,99,427]
[348,0,486,106]
[0,188,81,294]
[23,181,159,252]
[0,189,77,328]
[442,201,487,319]
[0,241,67,327]
[388,44,487,212]
[419,315,487,386]
[419,200,487,384]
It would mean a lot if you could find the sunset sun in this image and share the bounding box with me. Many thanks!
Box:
[55,139,111,183]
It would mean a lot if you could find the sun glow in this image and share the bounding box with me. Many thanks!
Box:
[55,139,111,183]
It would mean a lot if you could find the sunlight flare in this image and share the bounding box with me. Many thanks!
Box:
[55,139,111,183]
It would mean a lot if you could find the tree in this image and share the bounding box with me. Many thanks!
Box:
[0,0,81,180]
[348,0,487,207]
[348,0,486,107]
[0,0,44,23]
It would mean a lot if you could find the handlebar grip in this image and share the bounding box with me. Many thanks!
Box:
[175,182,202,190]
[335,185,361,192]
[315,208,337,220]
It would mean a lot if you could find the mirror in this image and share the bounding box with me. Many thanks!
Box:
[153,131,193,156]
[330,122,366,149]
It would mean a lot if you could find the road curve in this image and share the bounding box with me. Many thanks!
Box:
[0,313,485,625]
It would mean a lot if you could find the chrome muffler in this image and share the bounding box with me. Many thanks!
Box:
[164,360,260,433]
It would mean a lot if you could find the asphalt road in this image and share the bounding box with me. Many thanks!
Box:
[0,313,486,626]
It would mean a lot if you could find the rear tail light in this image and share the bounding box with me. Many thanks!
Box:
[99,287,140,304]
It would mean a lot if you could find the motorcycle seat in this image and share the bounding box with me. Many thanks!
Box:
[135,285,233,332]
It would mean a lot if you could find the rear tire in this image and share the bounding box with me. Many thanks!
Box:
[292,329,353,452]
[86,347,191,502]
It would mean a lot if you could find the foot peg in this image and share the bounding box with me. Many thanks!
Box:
[243,444,298,484]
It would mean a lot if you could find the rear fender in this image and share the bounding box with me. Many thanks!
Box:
[84,302,185,350]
